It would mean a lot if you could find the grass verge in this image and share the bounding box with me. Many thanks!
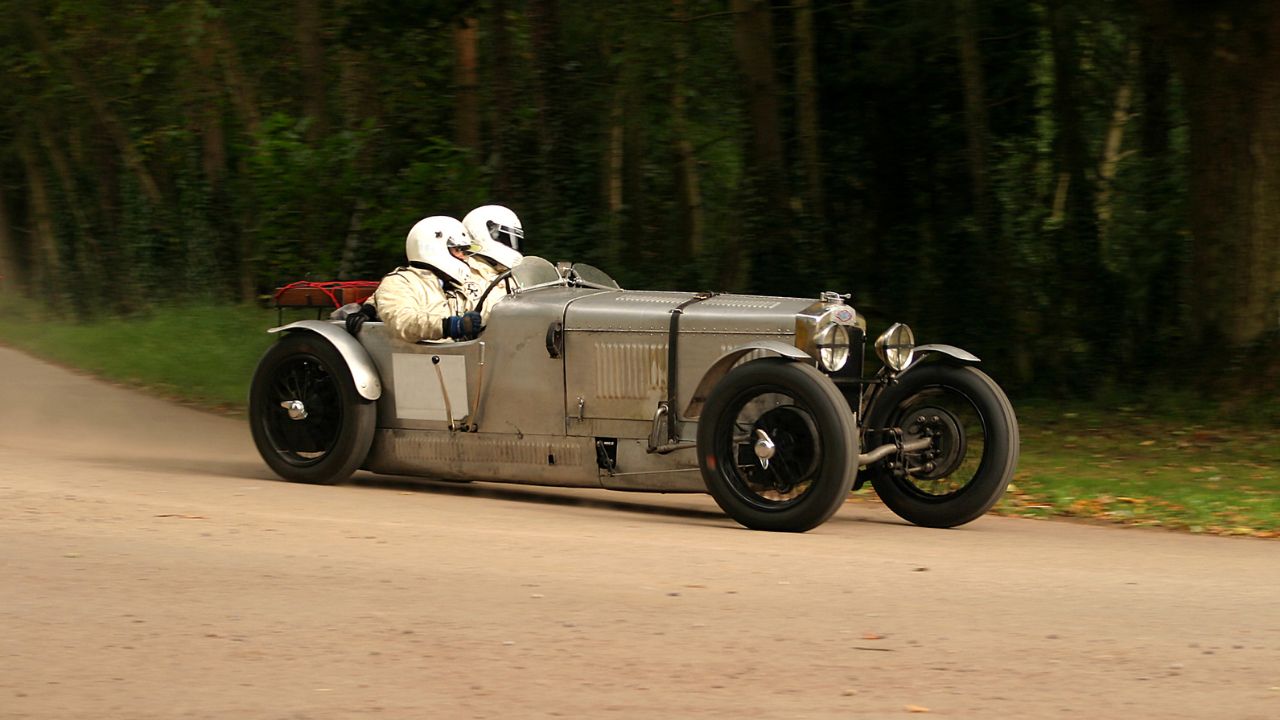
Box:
[990,402,1279,538]
[0,300,313,411]
[3,299,1276,538]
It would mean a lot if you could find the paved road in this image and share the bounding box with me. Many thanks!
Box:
[0,344,1276,719]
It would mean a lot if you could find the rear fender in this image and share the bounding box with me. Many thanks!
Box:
[268,320,382,400]
[684,340,813,418]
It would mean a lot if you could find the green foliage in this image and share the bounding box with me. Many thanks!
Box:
[0,295,282,408]
[0,0,1271,398]
[991,403,1280,537]
[233,113,371,286]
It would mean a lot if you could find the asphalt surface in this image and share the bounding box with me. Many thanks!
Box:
[0,344,1276,719]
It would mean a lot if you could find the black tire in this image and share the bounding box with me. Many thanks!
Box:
[697,358,859,532]
[249,332,376,484]
[862,364,1019,528]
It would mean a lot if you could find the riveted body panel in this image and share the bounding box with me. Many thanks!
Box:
[288,259,886,489]
[252,256,1014,533]
[561,292,814,425]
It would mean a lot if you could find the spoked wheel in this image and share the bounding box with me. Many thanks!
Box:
[862,364,1019,528]
[249,333,376,484]
[697,359,858,532]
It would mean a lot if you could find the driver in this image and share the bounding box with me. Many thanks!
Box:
[361,216,485,343]
[461,205,525,313]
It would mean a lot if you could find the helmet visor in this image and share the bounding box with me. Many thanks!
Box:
[446,234,479,255]
[487,221,524,251]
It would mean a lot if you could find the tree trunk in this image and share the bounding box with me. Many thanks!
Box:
[36,123,101,262]
[209,13,262,137]
[671,0,704,257]
[0,183,20,293]
[454,17,481,153]
[604,81,625,267]
[1096,44,1137,246]
[337,45,379,280]
[528,0,564,196]
[488,0,515,199]
[1146,2,1280,347]
[1137,22,1178,360]
[296,0,327,142]
[794,0,823,220]
[16,138,63,305]
[731,0,789,292]
[206,8,261,301]
[955,0,991,236]
[731,0,787,209]
[22,10,163,207]
[191,23,227,188]
[1047,0,1112,380]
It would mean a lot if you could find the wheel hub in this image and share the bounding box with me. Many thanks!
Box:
[281,399,308,421]
[753,429,777,469]
[902,405,965,479]
[748,405,820,493]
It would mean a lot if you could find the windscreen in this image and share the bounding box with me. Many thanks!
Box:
[509,256,564,291]
[571,264,621,289]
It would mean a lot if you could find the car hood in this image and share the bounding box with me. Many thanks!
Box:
[563,290,817,335]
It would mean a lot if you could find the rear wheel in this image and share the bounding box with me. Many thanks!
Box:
[249,333,376,484]
[697,359,858,532]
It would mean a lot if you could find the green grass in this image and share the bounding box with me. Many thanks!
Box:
[991,402,1280,537]
[0,299,317,411]
[3,297,1276,538]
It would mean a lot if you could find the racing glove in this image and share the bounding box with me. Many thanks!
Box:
[442,311,484,340]
[345,304,378,335]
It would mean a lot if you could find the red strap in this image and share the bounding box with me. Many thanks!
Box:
[272,280,380,308]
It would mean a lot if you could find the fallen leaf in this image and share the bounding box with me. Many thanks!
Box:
[905,704,930,713]
[862,632,884,640]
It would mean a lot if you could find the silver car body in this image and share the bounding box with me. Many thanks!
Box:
[276,258,867,492]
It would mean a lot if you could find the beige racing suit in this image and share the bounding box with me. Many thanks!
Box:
[368,266,470,343]
[465,256,511,317]
[455,262,491,320]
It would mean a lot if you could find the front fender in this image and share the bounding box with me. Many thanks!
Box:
[904,343,980,371]
[684,340,813,418]
[268,320,382,400]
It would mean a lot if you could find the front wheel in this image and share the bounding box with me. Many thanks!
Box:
[249,332,376,484]
[697,359,858,532]
[862,364,1019,528]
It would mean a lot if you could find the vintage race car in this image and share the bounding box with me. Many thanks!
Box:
[249,258,1019,532]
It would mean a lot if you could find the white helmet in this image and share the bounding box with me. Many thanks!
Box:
[405,216,472,285]
[462,205,524,270]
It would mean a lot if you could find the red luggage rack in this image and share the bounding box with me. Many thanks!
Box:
[271,281,379,324]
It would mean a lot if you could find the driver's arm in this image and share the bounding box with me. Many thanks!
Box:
[373,272,453,343]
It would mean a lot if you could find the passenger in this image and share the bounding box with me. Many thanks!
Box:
[461,205,525,312]
[353,216,484,343]
[441,227,492,315]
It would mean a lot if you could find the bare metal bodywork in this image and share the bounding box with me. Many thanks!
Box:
[275,262,869,493]
[356,286,825,492]
[255,257,1020,531]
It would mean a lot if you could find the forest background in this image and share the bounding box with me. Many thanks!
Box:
[1,0,1279,404]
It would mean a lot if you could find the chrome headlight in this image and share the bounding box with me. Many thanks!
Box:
[875,323,915,371]
[815,323,851,372]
